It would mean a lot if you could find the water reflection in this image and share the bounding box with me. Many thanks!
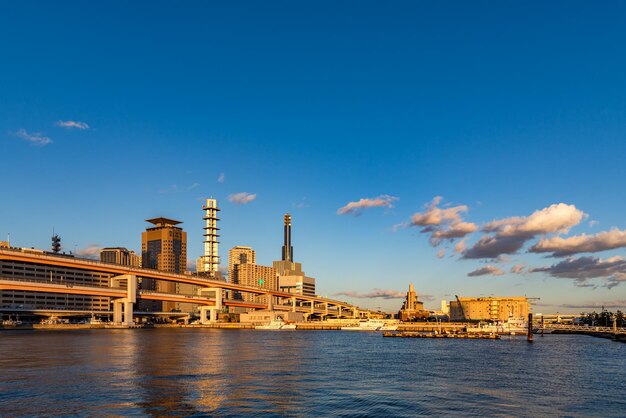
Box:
[1,330,625,416]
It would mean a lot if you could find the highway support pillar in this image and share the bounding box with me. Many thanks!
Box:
[292,297,296,312]
[111,275,137,326]
[199,287,222,325]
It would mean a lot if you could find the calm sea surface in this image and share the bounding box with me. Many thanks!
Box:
[1,329,625,417]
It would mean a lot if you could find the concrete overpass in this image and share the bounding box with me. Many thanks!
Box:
[0,248,363,325]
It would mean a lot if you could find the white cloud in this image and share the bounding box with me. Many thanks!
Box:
[529,228,626,257]
[228,192,257,205]
[409,197,477,249]
[410,196,468,226]
[483,203,585,237]
[467,265,505,277]
[56,120,89,130]
[15,128,52,146]
[530,255,626,289]
[75,244,101,259]
[334,289,406,299]
[217,173,225,183]
[510,264,526,274]
[454,239,467,254]
[337,195,399,216]
[187,182,200,190]
[437,248,446,259]
[464,203,585,259]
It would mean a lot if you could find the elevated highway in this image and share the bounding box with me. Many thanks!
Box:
[0,248,356,312]
[0,247,363,324]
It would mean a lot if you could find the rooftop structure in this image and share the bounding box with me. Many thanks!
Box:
[145,217,182,227]
[282,214,293,262]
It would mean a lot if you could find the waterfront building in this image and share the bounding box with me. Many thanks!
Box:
[236,264,278,304]
[278,275,316,297]
[140,217,187,311]
[449,296,530,322]
[196,198,220,277]
[273,213,316,296]
[0,249,111,312]
[100,247,142,268]
[239,310,304,325]
[398,283,429,321]
[228,246,256,285]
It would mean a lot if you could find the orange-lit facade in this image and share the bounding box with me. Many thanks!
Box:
[140,217,187,311]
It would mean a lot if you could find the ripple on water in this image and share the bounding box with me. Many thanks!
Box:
[0,330,625,417]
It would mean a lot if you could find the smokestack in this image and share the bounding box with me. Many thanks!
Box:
[281,214,293,262]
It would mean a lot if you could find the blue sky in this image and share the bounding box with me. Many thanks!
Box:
[2,1,626,313]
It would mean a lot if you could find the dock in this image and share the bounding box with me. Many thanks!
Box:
[384,331,500,340]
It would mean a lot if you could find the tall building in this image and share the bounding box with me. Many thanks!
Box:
[273,213,316,296]
[398,283,428,321]
[449,296,530,322]
[100,247,142,268]
[140,217,187,311]
[229,246,256,285]
[236,264,278,304]
[197,198,220,277]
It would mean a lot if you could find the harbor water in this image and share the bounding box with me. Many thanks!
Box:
[1,329,625,417]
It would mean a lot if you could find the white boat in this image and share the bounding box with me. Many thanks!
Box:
[379,321,400,331]
[89,316,104,325]
[255,319,296,330]
[341,319,388,331]
[467,317,528,335]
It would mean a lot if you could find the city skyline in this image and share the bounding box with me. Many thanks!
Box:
[2,2,626,313]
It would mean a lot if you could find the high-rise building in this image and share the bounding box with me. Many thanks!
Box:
[273,213,316,296]
[197,198,220,277]
[228,246,256,285]
[100,247,142,268]
[140,217,187,311]
[236,264,278,304]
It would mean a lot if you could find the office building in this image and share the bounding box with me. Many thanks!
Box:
[236,263,277,304]
[100,247,142,268]
[140,217,187,311]
[449,296,530,322]
[196,198,220,277]
[278,275,316,297]
[273,213,316,296]
[229,246,256,285]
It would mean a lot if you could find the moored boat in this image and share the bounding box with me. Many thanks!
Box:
[255,318,296,330]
